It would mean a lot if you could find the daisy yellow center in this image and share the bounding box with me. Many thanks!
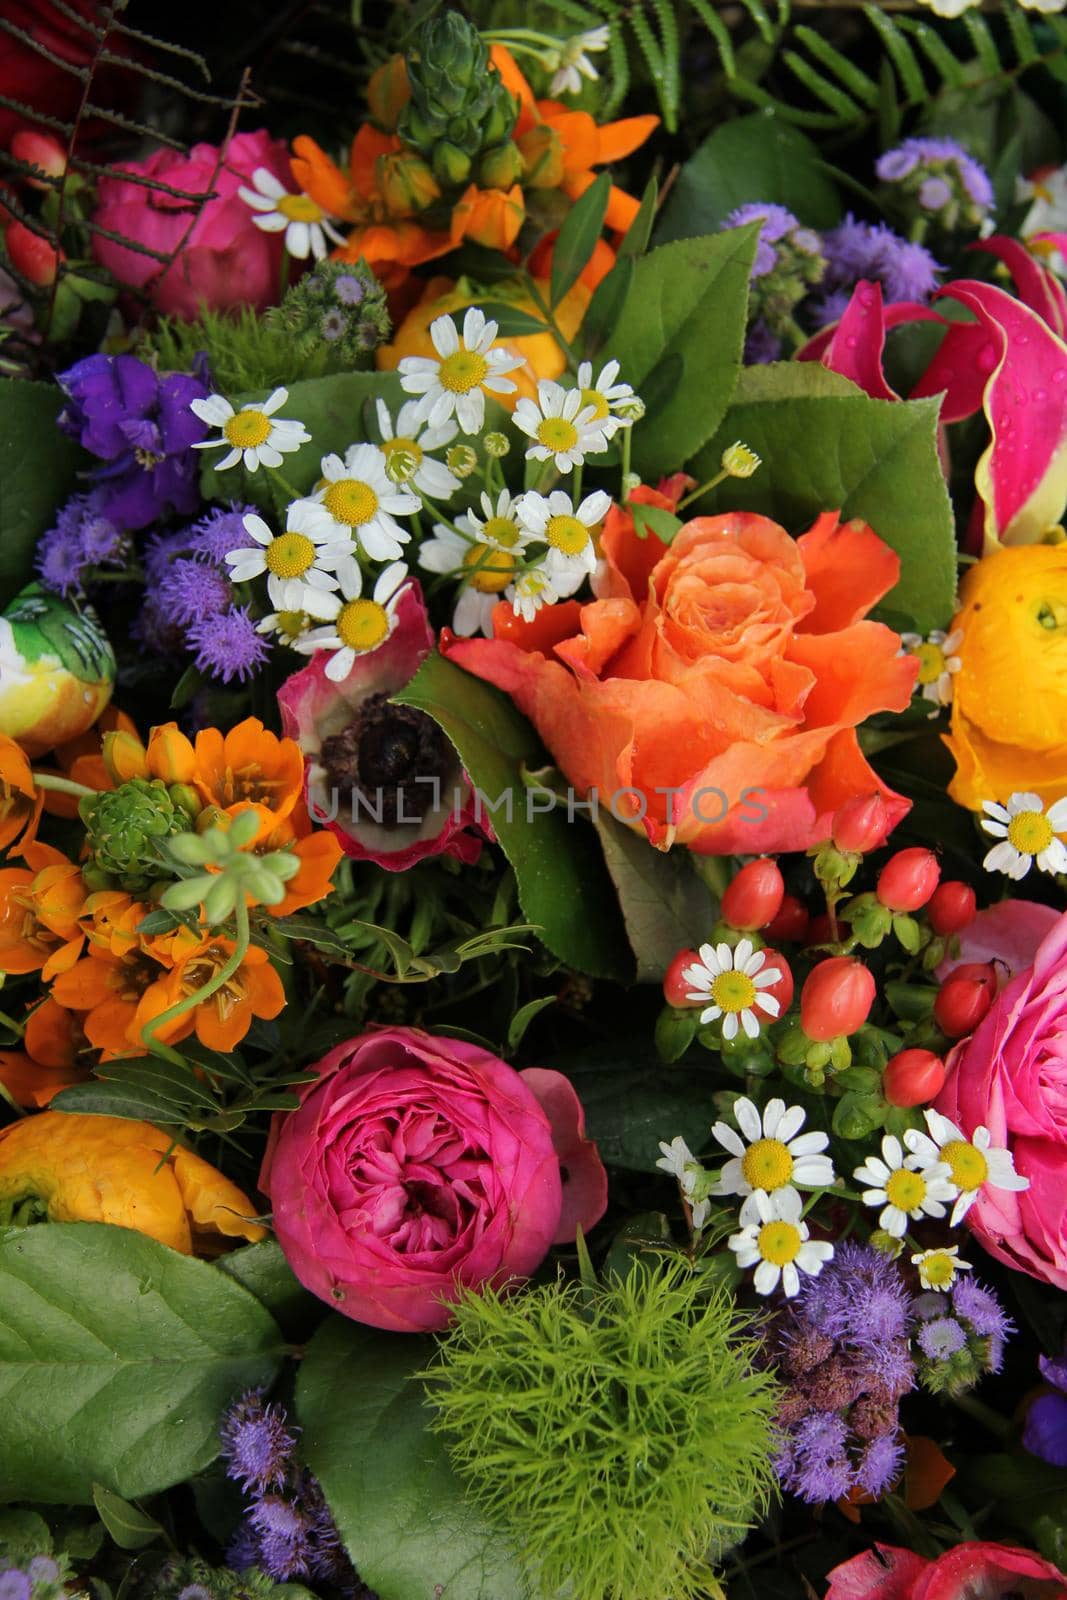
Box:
[580,387,610,420]
[710,969,757,1014]
[537,416,579,453]
[463,543,517,594]
[922,1251,957,1289]
[914,641,946,685]
[336,599,389,652]
[277,193,323,222]
[276,610,307,641]
[545,514,590,556]
[1007,809,1053,854]
[382,436,423,469]
[741,1137,793,1191]
[941,1139,988,1192]
[885,1168,927,1211]
[265,531,316,578]
[757,1220,802,1266]
[323,478,379,528]
[224,409,272,448]
[438,349,489,394]
[483,515,521,548]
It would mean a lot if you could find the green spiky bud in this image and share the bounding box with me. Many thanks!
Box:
[79,777,193,894]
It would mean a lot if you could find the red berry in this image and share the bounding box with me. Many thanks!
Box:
[10,127,66,186]
[764,893,810,944]
[722,858,785,931]
[933,961,997,1039]
[757,947,794,1016]
[876,848,941,913]
[832,792,891,855]
[804,912,835,948]
[800,956,876,1041]
[663,948,702,1009]
[928,881,977,936]
[5,220,60,285]
[883,1048,947,1108]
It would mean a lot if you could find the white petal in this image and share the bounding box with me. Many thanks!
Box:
[712,1123,746,1159]
[753,1259,781,1296]
[734,1098,763,1143]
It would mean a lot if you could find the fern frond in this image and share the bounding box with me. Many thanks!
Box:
[685,0,737,78]
[863,7,926,102]
[963,11,1001,74]
[893,17,967,90]
[793,26,879,108]
[782,49,865,121]
[1004,5,1040,67]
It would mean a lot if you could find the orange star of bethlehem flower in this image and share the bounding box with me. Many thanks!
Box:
[191,717,305,842]
[0,732,42,856]
[102,718,198,787]
[0,842,86,980]
[35,705,139,821]
[134,936,286,1055]
[253,800,344,917]
[0,997,88,1109]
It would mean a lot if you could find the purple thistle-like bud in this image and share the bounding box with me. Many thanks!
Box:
[220,1390,297,1492]
[186,504,259,565]
[784,1411,854,1504]
[918,1316,968,1361]
[186,605,269,684]
[855,1430,904,1497]
[159,558,233,626]
[248,1495,315,1581]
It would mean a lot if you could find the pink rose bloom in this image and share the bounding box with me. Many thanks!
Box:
[936,909,1067,1290]
[260,1026,607,1333]
[278,579,486,872]
[936,898,1060,983]
[826,1540,1067,1600]
[92,129,291,319]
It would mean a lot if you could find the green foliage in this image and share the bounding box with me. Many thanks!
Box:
[0,1223,284,1503]
[557,1047,713,1171]
[657,114,841,242]
[79,777,197,895]
[593,807,715,982]
[0,380,85,607]
[423,1259,781,1600]
[296,1316,529,1600]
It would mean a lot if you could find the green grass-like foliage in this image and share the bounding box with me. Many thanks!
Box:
[422,1259,781,1600]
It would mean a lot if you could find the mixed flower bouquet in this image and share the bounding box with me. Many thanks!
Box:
[2,1,1067,1598]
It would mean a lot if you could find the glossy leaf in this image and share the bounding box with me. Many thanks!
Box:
[551,171,611,307]
[657,115,841,242]
[0,379,85,607]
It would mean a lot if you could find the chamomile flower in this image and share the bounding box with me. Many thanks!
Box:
[981,792,1067,879]
[853,1134,956,1238]
[190,387,310,472]
[681,939,784,1041]
[709,1096,835,1198]
[418,521,524,638]
[656,1136,711,1230]
[513,380,611,473]
[375,398,460,499]
[507,564,568,622]
[293,561,410,680]
[728,1187,834,1298]
[575,359,639,436]
[517,488,611,579]
[226,503,347,614]
[900,628,963,714]
[549,26,611,95]
[312,444,420,561]
[237,168,345,260]
[904,1110,1029,1226]
[255,607,319,648]
[398,309,523,434]
[911,1246,973,1293]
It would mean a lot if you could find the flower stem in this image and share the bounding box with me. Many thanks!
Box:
[951,1391,1012,1441]
[31,772,97,800]
[523,275,579,369]
[676,467,729,512]
[140,897,251,1064]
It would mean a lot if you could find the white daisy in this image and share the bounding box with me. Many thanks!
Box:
[853,1134,956,1238]
[513,379,611,473]
[312,444,420,561]
[190,386,310,472]
[575,359,639,436]
[900,628,963,715]
[517,488,611,579]
[226,503,348,615]
[506,564,567,623]
[293,561,410,680]
[680,938,784,1041]
[418,521,523,638]
[914,0,980,15]
[911,1246,973,1293]
[237,167,345,260]
[255,606,319,648]
[655,1136,710,1230]
[728,1187,834,1298]
[904,1109,1029,1226]
[981,792,1067,880]
[549,26,611,95]
[398,308,523,434]
[375,398,460,500]
[709,1095,835,1198]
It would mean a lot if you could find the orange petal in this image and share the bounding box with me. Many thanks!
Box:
[291,133,359,220]
[903,1435,955,1511]
[595,114,659,163]
[146,722,197,785]
[796,512,903,632]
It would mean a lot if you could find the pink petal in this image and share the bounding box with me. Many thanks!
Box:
[519,1067,608,1245]
[969,235,1067,339]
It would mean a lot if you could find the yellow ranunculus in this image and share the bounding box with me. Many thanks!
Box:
[0,1112,265,1255]
[944,544,1067,812]
[377,272,591,409]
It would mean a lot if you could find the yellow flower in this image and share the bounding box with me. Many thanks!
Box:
[944,544,1067,812]
[0,1112,265,1255]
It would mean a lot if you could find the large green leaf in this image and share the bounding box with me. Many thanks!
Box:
[594,810,715,983]
[553,1048,712,1172]
[296,1315,530,1600]
[0,380,86,607]
[0,1223,284,1504]
[657,115,842,242]
[609,227,758,479]
[687,364,957,632]
[395,652,632,981]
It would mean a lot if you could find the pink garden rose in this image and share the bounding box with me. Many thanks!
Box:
[826,1540,1067,1600]
[260,1026,607,1333]
[92,129,291,319]
[936,898,1060,983]
[936,909,1067,1290]
[278,579,485,872]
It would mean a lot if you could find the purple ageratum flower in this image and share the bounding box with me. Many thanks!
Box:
[918,1316,968,1361]
[185,504,258,565]
[724,202,802,278]
[220,1390,297,1493]
[795,1241,912,1350]
[856,1431,904,1497]
[143,529,191,588]
[950,1277,1013,1371]
[919,177,953,213]
[159,558,233,626]
[248,1495,315,1580]
[79,512,124,565]
[744,320,783,365]
[37,522,86,597]
[0,1573,30,1600]
[186,606,269,684]
[876,137,993,214]
[815,215,941,328]
[780,1411,854,1504]
[334,274,365,306]
[1024,1350,1067,1469]
[177,1587,214,1600]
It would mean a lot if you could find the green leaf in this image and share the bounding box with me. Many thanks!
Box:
[551,171,611,308]
[0,380,86,607]
[52,1057,219,1126]
[0,1223,284,1503]
[394,653,632,980]
[619,176,659,258]
[507,995,557,1052]
[471,303,549,338]
[268,913,359,959]
[91,1485,163,1551]
[554,1048,712,1171]
[657,115,841,243]
[297,1316,529,1600]
[579,255,635,359]
[610,227,758,479]
[628,501,683,544]
[687,365,957,632]
[216,1239,324,1341]
[594,809,715,982]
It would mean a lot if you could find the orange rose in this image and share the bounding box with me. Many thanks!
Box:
[445,500,918,854]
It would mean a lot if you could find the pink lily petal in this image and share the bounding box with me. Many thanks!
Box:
[908,317,997,424]
[519,1067,608,1245]
[968,235,1067,338]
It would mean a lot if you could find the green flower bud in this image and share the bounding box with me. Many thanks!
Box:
[168,832,216,867]
[446,444,478,479]
[228,810,261,850]
[160,875,214,913]
[80,777,196,894]
[479,141,523,191]
[721,441,761,479]
[244,869,287,905]
[167,783,203,821]
[203,875,238,926]
[431,141,473,189]
[483,431,510,458]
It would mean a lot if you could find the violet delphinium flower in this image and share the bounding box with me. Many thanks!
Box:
[186,606,270,684]
[220,1389,296,1492]
[1024,1350,1067,1468]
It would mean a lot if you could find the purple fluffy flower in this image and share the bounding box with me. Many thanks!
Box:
[177,1587,213,1600]
[143,529,190,588]
[334,273,365,305]
[856,1431,904,1497]
[876,137,993,220]
[186,606,269,683]
[918,1316,968,1360]
[37,523,86,597]
[814,214,941,327]
[950,1277,1013,1372]
[744,320,783,365]
[919,177,953,213]
[79,512,124,565]
[185,504,259,565]
[0,1574,30,1600]
[160,559,233,626]
[725,202,800,278]
[781,1411,854,1503]
[220,1390,296,1493]
[248,1495,315,1579]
